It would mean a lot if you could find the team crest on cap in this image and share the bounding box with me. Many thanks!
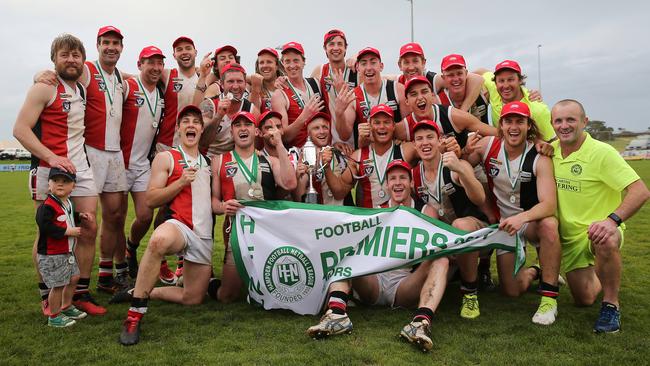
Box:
[62,100,71,113]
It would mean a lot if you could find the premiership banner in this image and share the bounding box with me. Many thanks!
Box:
[231,201,524,315]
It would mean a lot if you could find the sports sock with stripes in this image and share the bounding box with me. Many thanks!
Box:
[98,257,113,285]
[328,291,348,315]
[115,261,128,276]
[128,297,149,318]
[460,279,478,295]
[539,281,559,299]
[73,277,90,300]
[413,307,434,324]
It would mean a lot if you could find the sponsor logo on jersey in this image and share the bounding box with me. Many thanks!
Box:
[556,177,581,192]
[571,164,582,176]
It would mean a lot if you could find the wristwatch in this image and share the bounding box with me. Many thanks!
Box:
[607,212,623,226]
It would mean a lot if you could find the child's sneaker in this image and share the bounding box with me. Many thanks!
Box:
[48,313,76,328]
[62,305,87,320]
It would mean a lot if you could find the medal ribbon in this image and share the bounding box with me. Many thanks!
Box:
[421,158,444,206]
[371,142,394,187]
[95,61,116,107]
[232,151,259,185]
[177,145,205,169]
[136,77,159,120]
[287,78,312,109]
[503,141,529,193]
[362,80,384,114]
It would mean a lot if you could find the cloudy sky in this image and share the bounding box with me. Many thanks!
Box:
[1,0,649,141]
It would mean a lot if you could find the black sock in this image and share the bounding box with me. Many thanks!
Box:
[539,281,559,299]
[207,278,221,300]
[115,262,128,276]
[413,307,434,323]
[460,279,478,295]
[130,296,149,311]
[74,278,90,300]
[530,265,541,281]
[126,239,139,253]
[38,282,50,300]
[327,291,348,315]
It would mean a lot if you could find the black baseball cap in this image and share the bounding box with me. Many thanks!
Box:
[48,167,76,182]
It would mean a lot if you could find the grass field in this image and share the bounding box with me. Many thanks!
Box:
[1,141,649,365]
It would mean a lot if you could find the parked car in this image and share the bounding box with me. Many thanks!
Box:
[15,149,31,160]
[0,148,18,160]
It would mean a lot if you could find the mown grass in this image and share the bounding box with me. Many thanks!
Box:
[1,140,649,365]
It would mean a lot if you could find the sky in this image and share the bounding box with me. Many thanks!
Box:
[1,0,649,141]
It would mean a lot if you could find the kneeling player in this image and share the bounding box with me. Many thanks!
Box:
[117,105,213,345]
[307,160,448,339]
[399,120,487,351]
[469,102,561,325]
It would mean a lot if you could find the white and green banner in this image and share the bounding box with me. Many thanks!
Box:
[231,201,524,315]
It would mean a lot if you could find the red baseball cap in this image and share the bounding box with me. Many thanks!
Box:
[404,75,432,96]
[97,25,123,39]
[500,101,531,119]
[441,54,467,71]
[139,46,165,60]
[357,47,381,61]
[257,110,282,127]
[233,111,258,126]
[214,45,238,58]
[257,47,279,58]
[399,43,424,58]
[369,104,394,119]
[305,112,331,126]
[386,159,412,177]
[178,105,203,123]
[495,59,521,74]
[220,63,246,75]
[412,120,441,136]
[172,36,194,49]
[324,29,346,46]
[282,42,305,55]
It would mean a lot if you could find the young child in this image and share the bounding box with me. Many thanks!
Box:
[35,168,89,327]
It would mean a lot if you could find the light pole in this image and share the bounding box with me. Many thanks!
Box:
[537,44,542,94]
[407,0,414,42]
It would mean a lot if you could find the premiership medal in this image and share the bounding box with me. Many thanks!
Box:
[232,150,260,200]
[68,256,75,264]
[136,77,160,129]
[438,208,445,218]
[371,143,395,202]
[109,107,115,117]
[504,142,529,206]
[378,189,386,199]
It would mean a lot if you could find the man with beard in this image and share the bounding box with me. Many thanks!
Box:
[310,29,358,149]
[468,102,561,325]
[199,63,259,157]
[209,111,297,303]
[271,42,326,148]
[324,104,417,208]
[307,159,445,339]
[481,60,555,141]
[251,48,285,113]
[333,47,409,148]
[399,120,487,352]
[294,112,354,205]
[118,46,167,285]
[14,34,100,316]
[117,105,213,345]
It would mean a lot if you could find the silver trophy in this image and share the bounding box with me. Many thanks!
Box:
[302,136,319,203]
